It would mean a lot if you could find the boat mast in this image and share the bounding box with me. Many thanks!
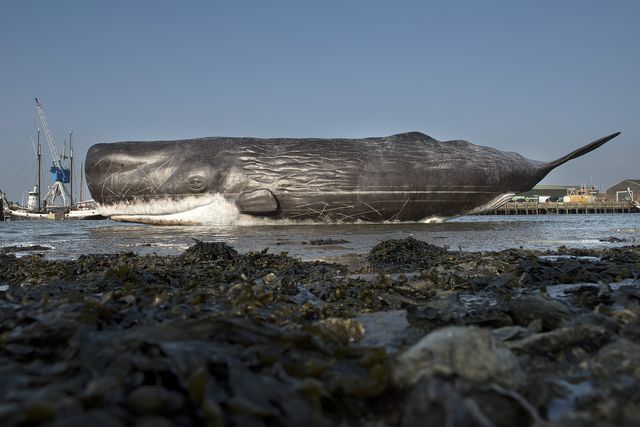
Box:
[69,130,73,207]
[80,161,84,201]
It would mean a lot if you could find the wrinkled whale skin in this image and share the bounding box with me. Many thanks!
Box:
[85,131,619,225]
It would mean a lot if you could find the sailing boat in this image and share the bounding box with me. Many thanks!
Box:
[8,128,63,220]
[66,162,105,220]
[10,99,105,221]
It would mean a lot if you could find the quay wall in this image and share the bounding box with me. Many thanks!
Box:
[479,201,639,215]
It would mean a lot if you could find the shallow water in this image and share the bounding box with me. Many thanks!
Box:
[546,278,639,299]
[1,214,638,260]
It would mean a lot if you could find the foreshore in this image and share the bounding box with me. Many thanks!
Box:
[1,238,639,426]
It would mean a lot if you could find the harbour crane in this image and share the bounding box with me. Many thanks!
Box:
[34,98,72,207]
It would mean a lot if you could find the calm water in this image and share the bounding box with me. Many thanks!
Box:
[1,214,638,261]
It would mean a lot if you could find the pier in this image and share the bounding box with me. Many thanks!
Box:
[481,201,639,215]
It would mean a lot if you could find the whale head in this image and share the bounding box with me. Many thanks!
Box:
[85,139,228,221]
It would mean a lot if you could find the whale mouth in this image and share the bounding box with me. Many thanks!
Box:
[99,193,281,226]
[98,194,243,225]
[97,194,216,217]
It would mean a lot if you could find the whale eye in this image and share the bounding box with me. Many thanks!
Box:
[188,175,206,192]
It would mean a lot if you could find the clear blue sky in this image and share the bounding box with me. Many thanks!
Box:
[1,0,638,202]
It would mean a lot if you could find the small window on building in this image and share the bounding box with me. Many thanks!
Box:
[616,191,633,202]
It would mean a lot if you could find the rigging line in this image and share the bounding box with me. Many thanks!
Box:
[7,157,32,189]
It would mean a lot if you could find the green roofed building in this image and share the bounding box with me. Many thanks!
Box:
[517,185,584,198]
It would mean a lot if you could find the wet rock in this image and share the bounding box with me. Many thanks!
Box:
[508,295,571,331]
[261,272,278,286]
[568,313,620,336]
[356,310,415,351]
[608,307,638,325]
[588,339,640,379]
[368,237,447,272]
[1,239,639,425]
[82,376,124,405]
[394,326,525,390]
[560,284,616,309]
[313,317,365,343]
[516,252,634,290]
[49,409,126,427]
[469,384,541,427]
[0,403,20,424]
[400,377,494,427]
[181,240,238,261]
[507,325,610,355]
[621,318,640,343]
[492,325,535,342]
[23,399,56,423]
[133,416,174,427]
[306,238,349,245]
[407,292,512,331]
[128,385,184,415]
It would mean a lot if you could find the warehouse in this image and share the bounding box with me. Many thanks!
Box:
[606,179,640,202]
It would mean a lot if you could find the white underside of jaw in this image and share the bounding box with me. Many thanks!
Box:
[98,194,216,216]
[100,194,252,226]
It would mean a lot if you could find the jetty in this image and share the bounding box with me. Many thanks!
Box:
[481,200,639,215]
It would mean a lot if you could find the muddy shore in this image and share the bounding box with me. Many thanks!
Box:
[1,238,639,427]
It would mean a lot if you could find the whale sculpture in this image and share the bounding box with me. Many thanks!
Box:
[85,131,620,225]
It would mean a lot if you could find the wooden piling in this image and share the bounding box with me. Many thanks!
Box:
[477,201,638,216]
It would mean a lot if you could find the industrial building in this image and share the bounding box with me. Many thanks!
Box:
[516,184,600,201]
[606,179,640,202]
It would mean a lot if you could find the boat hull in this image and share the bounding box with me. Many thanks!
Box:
[9,210,64,221]
[65,209,106,220]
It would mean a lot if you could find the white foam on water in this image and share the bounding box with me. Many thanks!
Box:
[420,216,446,224]
[2,242,55,250]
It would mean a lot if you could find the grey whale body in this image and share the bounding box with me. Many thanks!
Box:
[85,131,620,225]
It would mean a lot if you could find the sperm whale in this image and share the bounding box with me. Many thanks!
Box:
[85,131,620,225]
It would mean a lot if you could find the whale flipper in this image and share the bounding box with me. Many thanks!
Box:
[236,189,279,215]
[546,132,620,171]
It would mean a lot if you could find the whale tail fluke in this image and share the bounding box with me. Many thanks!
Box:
[546,132,620,171]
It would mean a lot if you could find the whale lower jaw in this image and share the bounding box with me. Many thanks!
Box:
[102,193,286,226]
[99,194,247,226]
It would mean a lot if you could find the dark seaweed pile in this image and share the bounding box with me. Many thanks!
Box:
[1,237,640,427]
